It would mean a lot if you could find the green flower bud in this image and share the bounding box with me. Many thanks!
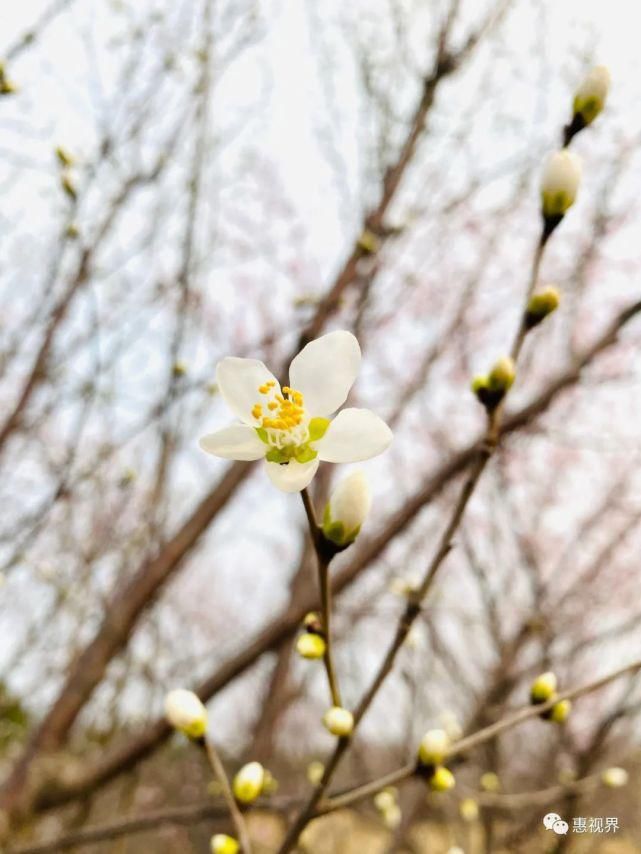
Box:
[541,151,581,219]
[418,728,451,766]
[488,357,516,393]
[548,699,571,724]
[601,767,628,788]
[164,689,207,739]
[296,632,326,659]
[307,760,325,784]
[210,835,240,854]
[232,761,265,803]
[530,671,558,704]
[525,286,561,328]
[573,66,610,126]
[459,797,479,822]
[429,766,456,792]
[322,706,354,737]
[322,471,371,547]
[480,772,501,793]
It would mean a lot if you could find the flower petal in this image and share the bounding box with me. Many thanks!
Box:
[265,458,319,492]
[316,408,392,462]
[199,424,266,461]
[288,330,361,417]
[216,357,280,424]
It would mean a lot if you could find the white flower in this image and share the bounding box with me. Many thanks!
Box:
[200,331,393,492]
[232,761,265,803]
[418,728,451,765]
[164,689,207,739]
[322,470,371,545]
[602,767,628,788]
[574,65,610,124]
[541,151,581,218]
[322,706,354,737]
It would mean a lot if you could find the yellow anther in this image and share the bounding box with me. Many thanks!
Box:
[266,381,276,388]
[267,401,278,411]
[251,405,262,419]
[282,386,291,394]
[258,384,269,394]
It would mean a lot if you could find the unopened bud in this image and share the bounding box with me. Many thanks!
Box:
[296,632,326,659]
[322,471,371,547]
[429,766,456,792]
[459,797,479,822]
[418,729,451,766]
[525,286,560,328]
[548,699,571,724]
[322,706,354,737]
[210,835,240,854]
[307,760,325,785]
[573,66,610,126]
[164,689,207,739]
[232,761,265,803]
[480,772,501,793]
[541,150,581,220]
[530,671,558,704]
[381,802,402,829]
[602,767,628,788]
[374,787,398,812]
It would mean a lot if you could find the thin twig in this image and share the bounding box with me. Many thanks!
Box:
[300,489,342,707]
[200,738,253,854]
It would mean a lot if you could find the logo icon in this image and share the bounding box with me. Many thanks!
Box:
[543,813,569,835]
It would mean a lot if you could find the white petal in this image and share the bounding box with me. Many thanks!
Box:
[216,357,280,424]
[289,330,361,416]
[265,458,319,492]
[316,408,392,462]
[199,424,266,461]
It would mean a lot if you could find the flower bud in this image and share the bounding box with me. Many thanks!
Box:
[303,611,323,633]
[210,835,240,854]
[164,689,207,739]
[418,729,451,766]
[530,671,558,704]
[602,767,628,788]
[525,286,560,328]
[573,66,610,126]
[459,797,479,822]
[428,766,456,792]
[232,761,265,803]
[322,706,354,737]
[322,471,371,547]
[381,802,402,829]
[541,151,581,219]
[296,632,326,659]
[480,772,501,793]
[548,699,571,724]
[374,787,398,812]
[307,760,325,784]
[488,357,516,393]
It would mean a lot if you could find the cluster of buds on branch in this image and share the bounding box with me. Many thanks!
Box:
[417,728,456,792]
[530,671,572,724]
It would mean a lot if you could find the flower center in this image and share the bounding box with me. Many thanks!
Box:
[252,383,330,465]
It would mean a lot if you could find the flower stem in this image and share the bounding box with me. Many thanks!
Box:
[300,488,342,707]
[199,737,253,854]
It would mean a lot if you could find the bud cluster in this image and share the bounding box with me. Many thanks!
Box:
[529,671,572,724]
[296,611,327,660]
[417,728,456,792]
[471,356,516,412]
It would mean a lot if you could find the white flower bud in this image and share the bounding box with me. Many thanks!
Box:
[307,760,325,785]
[419,728,451,766]
[602,767,628,788]
[322,470,371,546]
[164,689,207,739]
[232,761,265,803]
[541,151,581,218]
[210,834,240,854]
[574,65,610,125]
[322,706,354,737]
[382,802,402,829]
[374,788,397,812]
